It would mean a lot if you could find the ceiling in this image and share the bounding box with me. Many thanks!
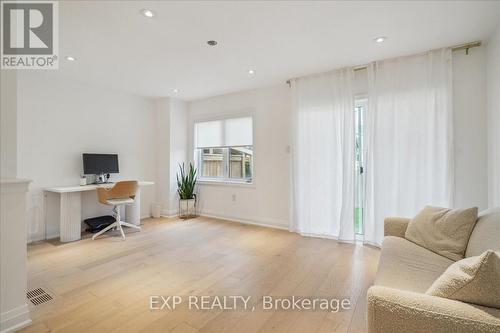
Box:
[59,1,500,101]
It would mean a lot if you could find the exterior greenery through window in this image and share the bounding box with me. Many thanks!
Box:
[194,116,253,183]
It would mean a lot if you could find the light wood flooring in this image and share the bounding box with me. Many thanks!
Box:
[21,217,380,333]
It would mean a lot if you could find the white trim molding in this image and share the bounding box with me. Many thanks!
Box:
[0,179,31,194]
[161,209,179,218]
[198,210,288,230]
[0,304,32,333]
[197,180,256,188]
[160,207,288,230]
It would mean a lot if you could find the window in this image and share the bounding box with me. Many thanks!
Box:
[194,116,253,183]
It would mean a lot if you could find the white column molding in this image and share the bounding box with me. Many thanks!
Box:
[0,179,32,333]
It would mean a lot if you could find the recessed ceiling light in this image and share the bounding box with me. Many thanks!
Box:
[172,88,179,93]
[248,69,256,75]
[207,40,218,46]
[65,56,76,61]
[141,9,155,18]
[374,36,386,43]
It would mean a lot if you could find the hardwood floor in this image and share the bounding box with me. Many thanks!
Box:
[21,217,380,333]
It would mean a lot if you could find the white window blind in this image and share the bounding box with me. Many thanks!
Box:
[195,116,253,148]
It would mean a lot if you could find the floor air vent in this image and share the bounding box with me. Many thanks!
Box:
[27,288,53,306]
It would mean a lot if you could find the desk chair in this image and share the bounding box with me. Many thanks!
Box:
[92,180,141,240]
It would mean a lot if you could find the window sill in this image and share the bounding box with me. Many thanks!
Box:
[197,179,255,188]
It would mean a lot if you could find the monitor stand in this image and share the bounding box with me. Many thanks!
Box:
[94,173,111,184]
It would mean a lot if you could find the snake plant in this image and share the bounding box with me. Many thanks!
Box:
[176,163,197,200]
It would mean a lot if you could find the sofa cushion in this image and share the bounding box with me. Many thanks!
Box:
[375,236,454,293]
[466,208,500,258]
[368,286,500,333]
[405,206,478,261]
[426,250,500,309]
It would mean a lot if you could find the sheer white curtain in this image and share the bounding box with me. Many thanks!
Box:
[363,48,454,246]
[290,69,356,241]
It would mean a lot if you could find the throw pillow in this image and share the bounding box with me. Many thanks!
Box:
[405,206,478,261]
[426,250,500,308]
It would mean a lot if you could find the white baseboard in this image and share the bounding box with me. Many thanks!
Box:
[197,210,289,230]
[159,207,288,231]
[28,234,46,243]
[0,304,31,333]
[161,209,179,218]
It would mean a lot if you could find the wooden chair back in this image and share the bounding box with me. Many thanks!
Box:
[97,181,138,204]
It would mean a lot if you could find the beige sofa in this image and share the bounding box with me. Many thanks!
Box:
[367,208,500,333]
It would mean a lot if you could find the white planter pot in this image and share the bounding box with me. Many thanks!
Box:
[179,198,196,219]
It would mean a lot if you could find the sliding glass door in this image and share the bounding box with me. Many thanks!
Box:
[354,98,366,235]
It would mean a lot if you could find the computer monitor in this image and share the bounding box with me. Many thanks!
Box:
[82,153,119,175]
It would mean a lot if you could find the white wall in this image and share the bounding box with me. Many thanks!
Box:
[486,25,500,208]
[155,98,171,214]
[1,71,18,180]
[168,99,189,213]
[155,97,188,216]
[17,72,157,241]
[452,46,488,210]
[188,84,291,228]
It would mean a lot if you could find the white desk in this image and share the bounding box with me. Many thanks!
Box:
[44,181,154,242]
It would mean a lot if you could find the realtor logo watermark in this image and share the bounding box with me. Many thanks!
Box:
[150,295,352,313]
[1,0,58,69]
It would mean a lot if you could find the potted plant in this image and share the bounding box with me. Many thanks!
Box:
[177,163,197,219]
